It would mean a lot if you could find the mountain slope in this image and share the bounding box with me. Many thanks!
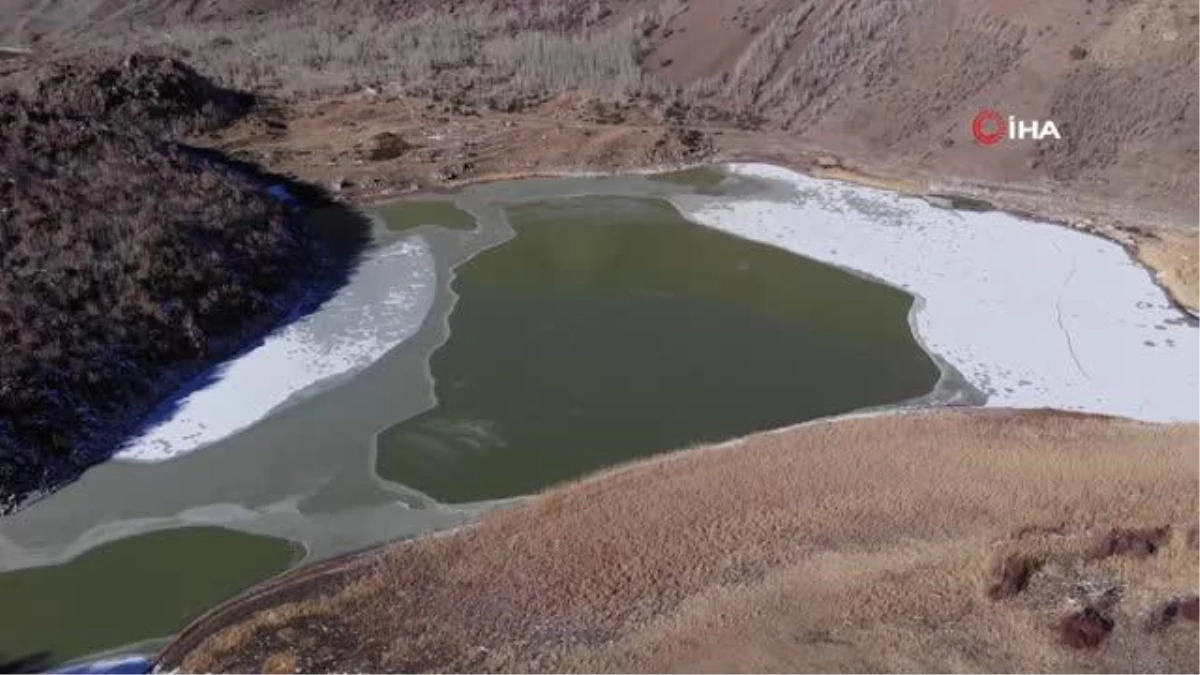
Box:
[0,55,324,512]
[5,0,1194,224]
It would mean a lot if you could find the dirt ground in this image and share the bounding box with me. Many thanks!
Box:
[159,409,1199,673]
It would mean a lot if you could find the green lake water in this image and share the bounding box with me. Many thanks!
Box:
[0,527,297,666]
[375,195,938,502]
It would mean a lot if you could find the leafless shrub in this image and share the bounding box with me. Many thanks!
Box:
[485,20,644,95]
[96,4,678,104]
[725,0,815,102]
[1043,55,1199,181]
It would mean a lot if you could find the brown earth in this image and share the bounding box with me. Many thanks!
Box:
[158,409,1199,673]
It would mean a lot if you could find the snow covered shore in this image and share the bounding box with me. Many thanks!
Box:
[116,236,436,461]
[674,164,1198,422]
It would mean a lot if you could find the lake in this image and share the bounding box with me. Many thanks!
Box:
[0,167,934,667]
[0,527,298,667]
[375,194,936,501]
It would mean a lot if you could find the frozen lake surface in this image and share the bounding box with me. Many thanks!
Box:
[674,163,1198,422]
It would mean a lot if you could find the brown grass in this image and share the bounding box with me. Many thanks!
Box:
[169,409,1199,673]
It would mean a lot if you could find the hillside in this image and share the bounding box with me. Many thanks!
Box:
[0,55,326,512]
[6,0,1193,308]
[161,409,1199,673]
[3,0,1196,219]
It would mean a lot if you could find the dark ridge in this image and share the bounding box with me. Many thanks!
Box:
[0,55,371,514]
[1089,526,1169,560]
[30,52,254,135]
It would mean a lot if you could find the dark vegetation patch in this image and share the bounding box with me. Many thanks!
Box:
[1089,526,1169,559]
[0,54,365,513]
[1145,597,1182,631]
[29,53,254,135]
[1149,593,1200,630]
[1182,595,1200,622]
[1058,607,1114,649]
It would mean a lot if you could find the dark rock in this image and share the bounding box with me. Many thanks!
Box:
[1145,598,1180,631]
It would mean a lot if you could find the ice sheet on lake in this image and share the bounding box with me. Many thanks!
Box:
[676,163,1198,422]
[116,236,436,461]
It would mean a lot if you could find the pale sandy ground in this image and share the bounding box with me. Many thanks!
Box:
[163,409,1199,673]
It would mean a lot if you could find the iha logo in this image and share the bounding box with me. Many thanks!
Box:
[971,109,1061,145]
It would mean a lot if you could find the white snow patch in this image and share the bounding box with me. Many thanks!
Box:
[116,236,437,461]
[675,163,1198,422]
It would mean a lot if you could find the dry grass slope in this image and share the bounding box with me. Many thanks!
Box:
[168,409,1199,673]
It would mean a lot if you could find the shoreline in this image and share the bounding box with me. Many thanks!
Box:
[113,235,436,463]
[674,163,1197,422]
[150,164,1196,668]
[143,403,998,668]
[21,161,1197,669]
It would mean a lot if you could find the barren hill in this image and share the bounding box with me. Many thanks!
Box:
[4,0,1196,222]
